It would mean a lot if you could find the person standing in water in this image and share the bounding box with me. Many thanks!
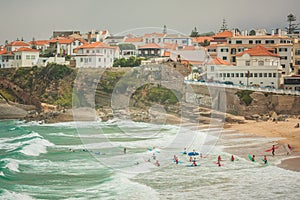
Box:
[271,145,276,156]
[124,148,126,154]
[252,155,256,162]
[231,155,235,162]
[263,155,268,164]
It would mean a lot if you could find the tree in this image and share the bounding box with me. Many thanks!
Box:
[286,13,299,34]
[249,30,256,36]
[219,19,228,32]
[190,27,200,37]
[200,39,210,47]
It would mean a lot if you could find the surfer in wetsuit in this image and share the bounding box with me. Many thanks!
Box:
[271,145,276,156]
[263,155,268,164]
[193,158,197,166]
[231,155,235,162]
[252,155,255,162]
[218,155,221,163]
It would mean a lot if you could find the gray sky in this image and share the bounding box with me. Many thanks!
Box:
[0,0,299,43]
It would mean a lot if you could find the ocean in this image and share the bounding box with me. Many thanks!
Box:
[0,119,299,200]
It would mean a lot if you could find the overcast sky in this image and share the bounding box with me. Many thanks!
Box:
[0,0,299,43]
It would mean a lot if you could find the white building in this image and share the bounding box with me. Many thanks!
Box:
[207,45,282,88]
[5,40,30,52]
[0,47,39,68]
[29,40,50,52]
[75,42,115,68]
[163,34,192,46]
[217,34,293,75]
[49,37,86,56]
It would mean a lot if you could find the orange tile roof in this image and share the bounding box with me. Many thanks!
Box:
[77,42,114,49]
[192,36,214,43]
[0,49,7,55]
[49,37,86,44]
[138,43,162,49]
[209,57,231,65]
[213,31,233,38]
[15,47,39,52]
[29,40,50,46]
[6,41,30,47]
[236,45,279,57]
[124,37,143,43]
[163,51,170,57]
[182,46,196,50]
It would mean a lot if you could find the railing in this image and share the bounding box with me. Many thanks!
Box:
[184,80,300,96]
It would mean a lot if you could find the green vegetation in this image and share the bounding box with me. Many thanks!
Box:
[236,90,253,106]
[113,56,143,67]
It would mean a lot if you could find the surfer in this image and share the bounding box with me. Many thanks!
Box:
[152,153,156,160]
[189,156,193,162]
[124,148,126,154]
[231,155,235,162]
[200,153,203,159]
[252,155,255,162]
[155,160,160,167]
[263,155,268,164]
[192,158,197,166]
[183,148,187,154]
[218,155,221,163]
[271,145,276,156]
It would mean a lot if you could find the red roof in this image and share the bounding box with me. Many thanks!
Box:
[124,37,143,43]
[192,36,214,43]
[209,57,231,65]
[29,40,50,46]
[14,47,39,52]
[163,51,170,57]
[182,46,196,50]
[6,41,30,47]
[138,43,162,49]
[213,31,233,38]
[0,49,7,55]
[49,37,86,44]
[236,45,279,57]
[163,42,178,50]
[77,42,114,49]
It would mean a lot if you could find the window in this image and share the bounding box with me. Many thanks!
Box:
[223,73,226,77]
[236,73,239,77]
[295,60,300,65]
[31,55,35,59]
[227,73,230,77]
[221,48,228,52]
[240,73,244,77]
[246,61,250,66]
[104,58,106,62]
[210,66,214,72]
[73,42,76,45]
[92,50,95,53]
[282,64,286,68]
[249,40,253,44]
[231,48,236,55]
[255,40,261,44]
[231,73,234,77]
[250,73,253,77]
[238,48,244,52]
[259,73,263,77]
[245,73,248,77]
[264,73,267,77]
[104,49,106,54]
[258,60,264,66]
[232,56,236,62]
[266,40,275,44]
[89,58,92,62]
[236,40,242,44]
[280,56,288,60]
[220,73,223,77]
[279,48,288,52]
[98,58,101,62]
[86,50,89,53]
[222,56,227,60]
[80,58,83,62]
[26,55,30,60]
[254,73,258,77]
[295,49,300,55]
[97,50,99,53]
[268,73,272,77]
[273,73,276,77]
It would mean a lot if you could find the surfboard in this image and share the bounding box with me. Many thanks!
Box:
[248,154,256,162]
[261,158,269,165]
[188,152,199,156]
[264,146,278,152]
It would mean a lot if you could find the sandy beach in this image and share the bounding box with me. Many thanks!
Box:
[224,117,300,172]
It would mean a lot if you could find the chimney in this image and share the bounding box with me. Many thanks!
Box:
[278,28,282,37]
[242,31,245,36]
[271,28,274,36]
[245,30,248,36]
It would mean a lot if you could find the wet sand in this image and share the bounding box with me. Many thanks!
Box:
[223,117,300,172]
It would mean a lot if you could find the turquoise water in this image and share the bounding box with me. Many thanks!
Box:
[0,120,300,200]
